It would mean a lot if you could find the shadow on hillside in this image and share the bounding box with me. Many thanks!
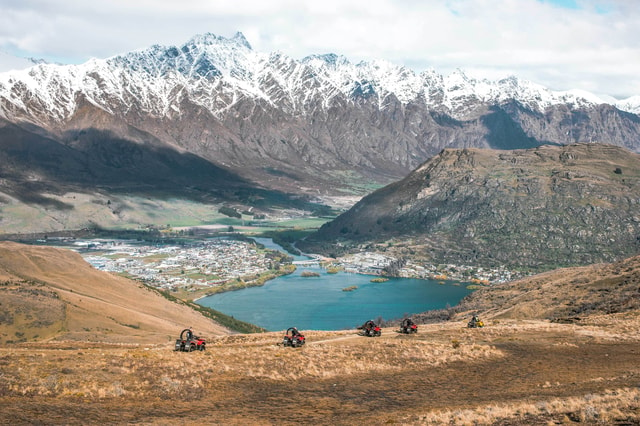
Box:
[0,122,320,211]
[481,104,547,150]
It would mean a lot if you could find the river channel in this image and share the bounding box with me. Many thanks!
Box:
[197,238,473,331]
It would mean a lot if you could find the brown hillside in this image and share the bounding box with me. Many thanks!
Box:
[450,254,640,322]
[0,241,230,344]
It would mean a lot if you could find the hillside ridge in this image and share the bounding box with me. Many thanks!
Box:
[0,241,230,345]
[301,143,640,271]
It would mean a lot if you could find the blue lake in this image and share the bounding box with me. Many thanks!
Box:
[197,264,473,331]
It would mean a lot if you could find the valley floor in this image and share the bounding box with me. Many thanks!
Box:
[1,316,640,425]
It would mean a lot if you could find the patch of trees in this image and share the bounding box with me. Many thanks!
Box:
[218,206,241,218]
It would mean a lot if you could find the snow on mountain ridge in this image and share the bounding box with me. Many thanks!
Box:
[0,50,47,73]
[0,32,638,125]
[614,95,640,115]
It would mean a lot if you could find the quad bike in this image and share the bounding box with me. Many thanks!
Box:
[174,328,206,351]
[358,320,382,337]
[467,316,485,328]
[399,318,418,334]
[282,327,306,347]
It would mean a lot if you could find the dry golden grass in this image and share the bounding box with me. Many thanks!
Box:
[450,254,640,324]
[2,317,640,424]
[0,329,501,399]
[206,330,502,381]
[406,387,640,425]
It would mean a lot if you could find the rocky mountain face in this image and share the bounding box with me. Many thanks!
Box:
[1,32,640,205]
[299,143,640,271]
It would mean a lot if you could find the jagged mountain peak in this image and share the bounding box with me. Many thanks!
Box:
[617,95,640,114]
[0,32,640,230]
[187,31,252,50]
[301,53,352,69]
[106,31,258,80]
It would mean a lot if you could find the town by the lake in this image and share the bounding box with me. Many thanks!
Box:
[43,236,524,297]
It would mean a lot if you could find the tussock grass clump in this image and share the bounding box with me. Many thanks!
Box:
[406,388,640,425]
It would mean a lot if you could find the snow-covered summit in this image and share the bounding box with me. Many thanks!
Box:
[615,95,640,115]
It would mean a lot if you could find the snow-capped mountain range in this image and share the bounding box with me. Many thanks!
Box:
[0,32,639,203]
[1,32,638,123]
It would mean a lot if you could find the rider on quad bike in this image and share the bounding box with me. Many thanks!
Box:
[358,320,382,337]
[174,328,206,352]
[282,327,305,347]
[399,318,418,334]
[467,315,485,328]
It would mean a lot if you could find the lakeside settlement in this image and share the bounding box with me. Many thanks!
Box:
[69,237,523,297]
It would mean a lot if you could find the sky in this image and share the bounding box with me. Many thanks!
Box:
[0,0,638,99]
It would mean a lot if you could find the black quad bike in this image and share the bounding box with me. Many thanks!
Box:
[399,318,418,334]
[174,328,206,352]
[282,327,306,347]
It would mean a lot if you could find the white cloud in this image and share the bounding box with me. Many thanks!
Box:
[0,0,638,98]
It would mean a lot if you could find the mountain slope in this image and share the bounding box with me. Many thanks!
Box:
[0,32,639,204]
[300,143,640,270]
[0,113,323,233]
[0,241,231,344]
[441,253,640,323]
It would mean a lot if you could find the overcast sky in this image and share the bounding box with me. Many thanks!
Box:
[0,0,638,99]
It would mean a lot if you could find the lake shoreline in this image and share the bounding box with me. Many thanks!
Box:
[197,266,473,331]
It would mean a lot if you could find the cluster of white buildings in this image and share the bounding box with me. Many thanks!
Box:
[81,238,276,292]
[337,251,521,284]
[399,261,522,284]
[77,237,522,294]
[339,252,397,275]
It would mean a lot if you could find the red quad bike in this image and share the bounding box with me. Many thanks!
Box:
[282,327,305,347]
[399,318,418,334]
[174,328,206,352]
[358,320,382,337]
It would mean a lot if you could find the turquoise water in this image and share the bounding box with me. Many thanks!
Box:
[197,265,473,331]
